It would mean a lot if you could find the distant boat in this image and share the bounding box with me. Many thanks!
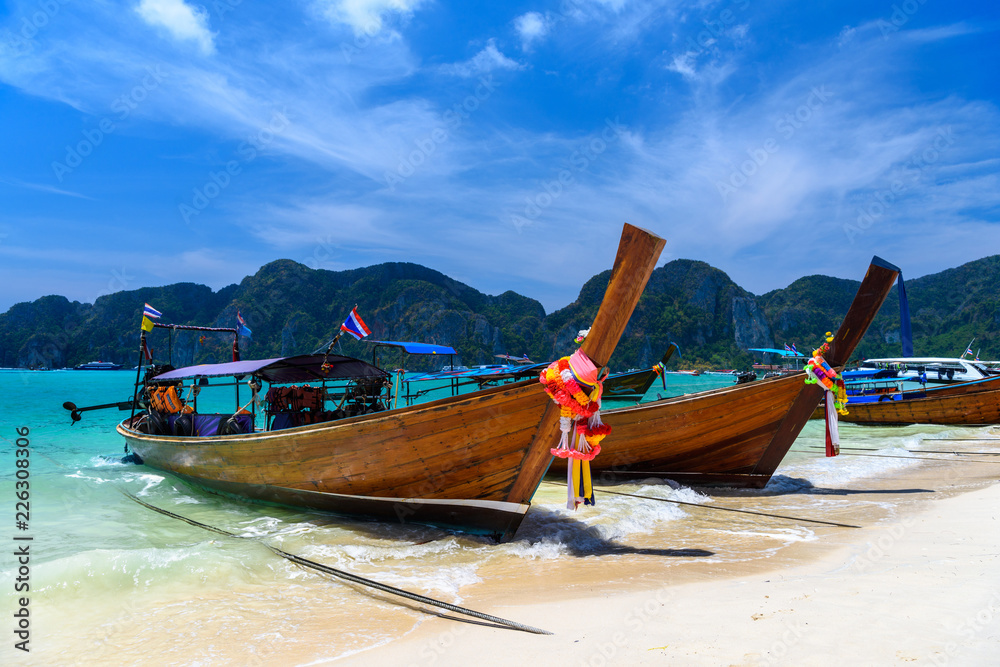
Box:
[848,357,999,385]
[811,374,1000,425]
[397,347,678,406]
[600,345,678,401]
[749,347,810,379]
[74,361,123,370]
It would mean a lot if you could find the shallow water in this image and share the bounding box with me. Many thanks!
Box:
[2,369,997,665]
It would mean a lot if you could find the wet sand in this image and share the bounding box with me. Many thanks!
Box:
[341,458,1000,666]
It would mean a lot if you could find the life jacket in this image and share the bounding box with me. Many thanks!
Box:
[147,386,162,412]
[149,386,183,414]
[266,386,292,412]
[300,386,324,412]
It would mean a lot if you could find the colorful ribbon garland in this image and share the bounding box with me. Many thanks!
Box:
[539,348,610,509]
[803,332,847,457]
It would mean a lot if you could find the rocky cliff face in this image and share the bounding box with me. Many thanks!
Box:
[3,255,998,371]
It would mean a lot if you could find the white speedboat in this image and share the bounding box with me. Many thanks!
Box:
[852,357,999,384]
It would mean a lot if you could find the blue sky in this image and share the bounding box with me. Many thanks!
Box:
[1,0,998,313]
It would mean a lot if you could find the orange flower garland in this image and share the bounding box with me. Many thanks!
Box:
[539,348,610,508]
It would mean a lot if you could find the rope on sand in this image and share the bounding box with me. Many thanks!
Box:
[542,481,860,529]
[802,447,1000,464]
[120,489,552,635]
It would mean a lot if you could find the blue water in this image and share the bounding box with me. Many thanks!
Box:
[2,368,997,664]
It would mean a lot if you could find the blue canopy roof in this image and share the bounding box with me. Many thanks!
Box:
[749,348,807,358]
[368,340,457,355]
[152,354,387,383]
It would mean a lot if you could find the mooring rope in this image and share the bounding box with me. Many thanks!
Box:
[541,481,860,529]
[119,489,551,635]
[806,444,1000,456]
[926,438,1000,446]
[800,448,1000,464]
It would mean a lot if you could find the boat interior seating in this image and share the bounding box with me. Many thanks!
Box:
[265,379,389,430]
[135,408,254,437]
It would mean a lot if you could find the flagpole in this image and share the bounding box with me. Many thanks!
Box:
[129,329,147,427]
[325,304,357,355]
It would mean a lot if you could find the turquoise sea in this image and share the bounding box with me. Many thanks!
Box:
[2,368,998,665]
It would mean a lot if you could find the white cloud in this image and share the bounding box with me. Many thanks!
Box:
[514,12,549,50]
[666,51,697,79]
[317,0,425,35]
[440,39,523,77]
[135,0,215,55]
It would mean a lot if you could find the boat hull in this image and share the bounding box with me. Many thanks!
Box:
[120,380,551,541]
[814,377,1000,426]
[550,373,823,488]
[549,257,900,488]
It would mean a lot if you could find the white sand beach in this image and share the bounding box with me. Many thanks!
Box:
[344,472,1000,666]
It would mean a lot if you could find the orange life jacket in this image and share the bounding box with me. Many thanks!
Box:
[150,386,183,414]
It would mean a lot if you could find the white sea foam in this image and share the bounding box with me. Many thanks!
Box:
[89,454,128,467]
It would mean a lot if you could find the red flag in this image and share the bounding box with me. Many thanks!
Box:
[232,337,239,362]
[142,338,152,362]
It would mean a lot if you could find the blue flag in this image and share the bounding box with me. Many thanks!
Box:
[237,311,252,340]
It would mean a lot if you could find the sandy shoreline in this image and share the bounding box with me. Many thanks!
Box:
[340,473,1000,666]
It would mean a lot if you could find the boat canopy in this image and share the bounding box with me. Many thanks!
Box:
[368,340,457,355]
[151,354,388,384]
[748,348,807,358]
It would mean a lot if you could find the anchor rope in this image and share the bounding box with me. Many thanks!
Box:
[542,481,860,529]
[119,489,552,635]
[798,448,1000,464]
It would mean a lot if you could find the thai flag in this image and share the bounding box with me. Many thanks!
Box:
[965,347,974,358]
[236,311,252,340]
[340,307,371,340]
[784,343,792,352]
[143,303,162,319]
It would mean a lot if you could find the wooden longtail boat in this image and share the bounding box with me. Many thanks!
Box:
[811,374,1000,426]
[549,257,900,488]
[601,345,677,401]
[394,347,674,406]
[116,224,665,541]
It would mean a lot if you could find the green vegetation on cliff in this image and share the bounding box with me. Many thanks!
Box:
[2,255,998,372]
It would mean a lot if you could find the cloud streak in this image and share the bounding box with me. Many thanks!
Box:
[136,0,216,55]
[0,1,997,314]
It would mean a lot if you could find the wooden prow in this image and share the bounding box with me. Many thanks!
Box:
[505,223,666,506]
[751,256,901,477]
[826,256,901,367]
